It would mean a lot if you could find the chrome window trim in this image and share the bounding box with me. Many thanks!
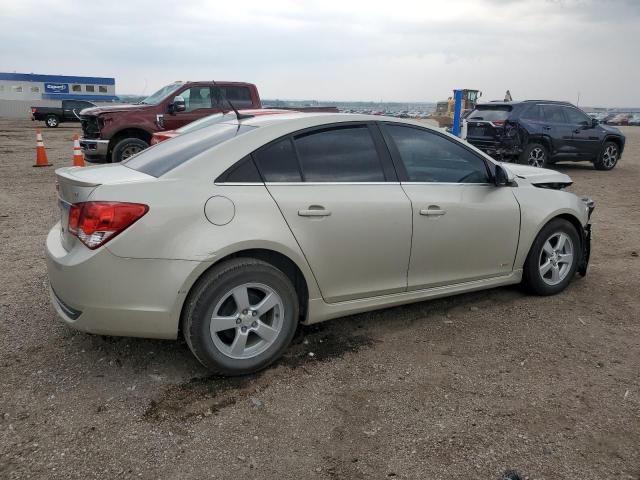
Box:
[264,182,401,186]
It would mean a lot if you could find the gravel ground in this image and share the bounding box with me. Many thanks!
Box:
[1,119,639,480]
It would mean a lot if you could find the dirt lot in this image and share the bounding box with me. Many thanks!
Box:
[0,118,639,480]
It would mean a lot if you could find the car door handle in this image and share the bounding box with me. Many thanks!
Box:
[298,207,331,217]
[543,125,552,130]
[420,206,446,216]
[573,128,581,134]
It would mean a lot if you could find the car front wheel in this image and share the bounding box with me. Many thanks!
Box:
[111,138,149,163]
[183,258,299,375]
[523,218,580,295]
[594,141,619,170]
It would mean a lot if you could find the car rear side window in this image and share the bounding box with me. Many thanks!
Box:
[468,107,511,122]
[253,137,302,182]
[293,125,385,182]
[384,124,490,183]
[542,105,567,123]
[125,123,257,177]
[522,104,544,121]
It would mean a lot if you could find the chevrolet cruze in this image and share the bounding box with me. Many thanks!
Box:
[46,113,594,375]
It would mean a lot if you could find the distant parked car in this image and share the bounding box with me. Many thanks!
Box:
[466,100,626,170]
[31,100,96,128]
[606,113,632,126]
[150,109,293,145]
[628,114,640,126]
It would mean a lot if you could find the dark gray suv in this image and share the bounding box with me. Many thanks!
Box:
[465,100,625,170]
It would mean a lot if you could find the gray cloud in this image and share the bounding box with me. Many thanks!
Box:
[0,0,638,106]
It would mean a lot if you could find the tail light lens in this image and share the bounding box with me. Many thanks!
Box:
[68,202,149,249]
[31,107,37,114]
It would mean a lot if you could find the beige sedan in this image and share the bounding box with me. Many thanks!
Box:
[46,113,594,375]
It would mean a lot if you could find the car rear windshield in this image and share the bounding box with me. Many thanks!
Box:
[468,106,512,122]
[125,123,257,177]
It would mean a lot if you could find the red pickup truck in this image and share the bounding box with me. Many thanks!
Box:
[79,81,261,163]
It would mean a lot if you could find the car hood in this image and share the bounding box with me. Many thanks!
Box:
[80,104,153,116]
[502,163,573,187]
[599,123,623,135]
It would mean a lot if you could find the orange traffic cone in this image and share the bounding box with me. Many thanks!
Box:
[33,129,52,167]
[72,134,85,167]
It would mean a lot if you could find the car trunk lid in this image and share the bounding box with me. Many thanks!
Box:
[56,165,154,251]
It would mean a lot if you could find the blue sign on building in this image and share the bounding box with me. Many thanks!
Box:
[44,83,69,94]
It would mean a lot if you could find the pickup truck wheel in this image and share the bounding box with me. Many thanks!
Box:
[112,138,149,163]
[519,143,548,168]
[594,141,619,170]
[45,115,59,128]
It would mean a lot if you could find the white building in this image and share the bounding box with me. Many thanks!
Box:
[0,72,118,118]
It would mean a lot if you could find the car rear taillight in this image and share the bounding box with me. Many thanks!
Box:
[31,107,37,114]
[68,202,148,249]
[491,120,506,126]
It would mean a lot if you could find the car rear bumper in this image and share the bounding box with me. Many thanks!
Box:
[45,222,199,339]
[79,138,109,162]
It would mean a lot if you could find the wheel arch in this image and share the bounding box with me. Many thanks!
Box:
[603,135,623,154]
[177,247,312,336]
[523,212,585,266]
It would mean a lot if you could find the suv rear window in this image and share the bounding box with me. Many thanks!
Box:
[468,106,512,122]
[125,123,256,177]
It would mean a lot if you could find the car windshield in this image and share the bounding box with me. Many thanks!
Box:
[125,123,257,177]
[176,113,227,134]
[468,106,512,122]
[139,83,183,105]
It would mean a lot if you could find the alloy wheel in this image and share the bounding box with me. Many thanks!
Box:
[538,232,574,286]
[121,145,143,160]
[602,144,618,168]
[209,283,284,359]
[528,146,546,168]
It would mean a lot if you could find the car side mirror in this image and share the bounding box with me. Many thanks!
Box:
[495,164,515,186]
[591,118,599,127]
[168,96,186,114]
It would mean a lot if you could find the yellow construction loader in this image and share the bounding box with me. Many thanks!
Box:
[431,89,482,128]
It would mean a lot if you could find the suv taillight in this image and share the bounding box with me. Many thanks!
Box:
[68,202,149,249]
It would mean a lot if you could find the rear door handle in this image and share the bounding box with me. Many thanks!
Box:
[298,207,331,217]
[420,206,446,216]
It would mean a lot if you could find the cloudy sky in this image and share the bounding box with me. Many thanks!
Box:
[1,0,638,106]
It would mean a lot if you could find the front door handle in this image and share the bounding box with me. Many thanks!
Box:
[298,206,331,217]
[420,206,446,216]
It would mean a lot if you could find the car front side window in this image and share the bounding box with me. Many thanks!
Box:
[383,124,490,183]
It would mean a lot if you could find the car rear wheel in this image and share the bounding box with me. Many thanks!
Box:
[45,115,59,128]
[520,143,548,168]
[522,218,580,295]
[183,258,299,375]
[111,137,149,163]
[594,141,619,170]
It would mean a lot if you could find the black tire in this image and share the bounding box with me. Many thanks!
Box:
[594,141,620,170]
[183,258,299,375]
[45,115,59,128]
[111,137,148,163]
[522,218,581,296]
[519,142,549,168]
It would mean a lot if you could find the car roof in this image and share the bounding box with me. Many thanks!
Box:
[475,99,575,108]
[218,111,435,129]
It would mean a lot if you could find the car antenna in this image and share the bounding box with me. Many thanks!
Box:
[212,80,254,120]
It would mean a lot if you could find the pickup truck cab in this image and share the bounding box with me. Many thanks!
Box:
[31,100,96,128]
[79,81,261,163]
